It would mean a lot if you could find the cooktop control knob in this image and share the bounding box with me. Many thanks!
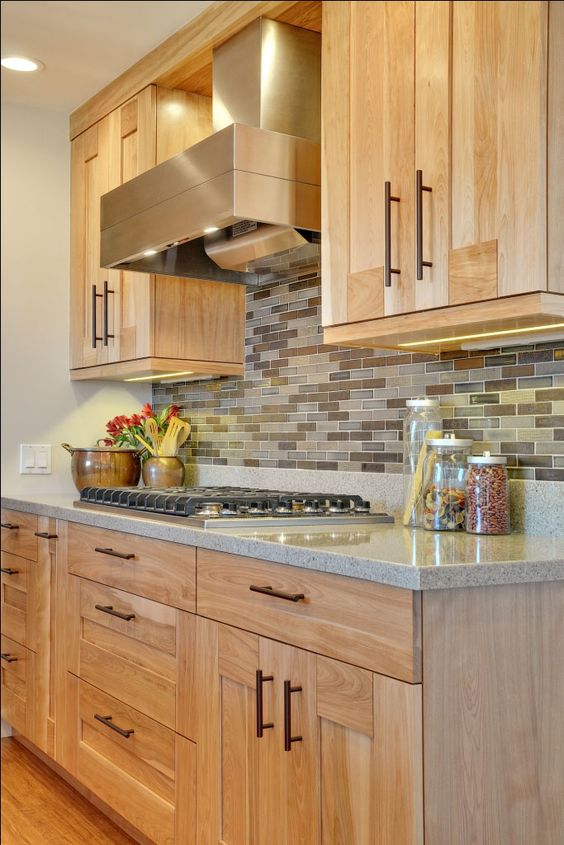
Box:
[303,499,321,513]
[354,500,371,513]
[276,499,292,514]
[328,498,346,512]
[221,502,237,515]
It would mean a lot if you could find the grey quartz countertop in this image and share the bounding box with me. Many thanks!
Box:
[2,493,564,590]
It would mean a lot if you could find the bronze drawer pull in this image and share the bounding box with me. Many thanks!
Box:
[384,180,401,287]
[94,604,135,622]
[34,531,58,539]
[1,653,18,663]
[249,585,305,603]
[416,169,433,280]
[284,680,303,751]
[256,670,274,738]
[91,284,103,347]
[1,567,19,575]
[94,546,135,560]
[94,713,134,738]
[1,523,19,530]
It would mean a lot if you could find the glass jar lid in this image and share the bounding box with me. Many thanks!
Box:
[427,433,473,448]
[467,451,507,465]
[406,397,440,407]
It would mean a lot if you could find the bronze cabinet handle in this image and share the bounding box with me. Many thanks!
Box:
[416,169,433,280]
[1,523,19,530]
[103,280,115,346]
[94,604,135,622]
[284,680,303,751]
[1,567,19,575]
[249,585,305,603]
[256,670,274,738]
[1,653,18,663]
[94,546,135,560]
[91,284,103,348]
[384,181,401,287]
[34,531,58,539]
[94,714,134,738]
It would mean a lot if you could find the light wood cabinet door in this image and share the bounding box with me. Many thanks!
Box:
[70,118,119,368]
[449,0,549,305]
[196,617,423,845]
[107,87,156,363]
[322,1,449,327]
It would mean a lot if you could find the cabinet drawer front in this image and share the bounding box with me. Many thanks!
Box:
[1,634,34,738]
[67,522,195,610]
[198,549,421,682]
[1,510,38,561]
[73,577,177,728]
[1,578,28,647]
[79,679,176,803]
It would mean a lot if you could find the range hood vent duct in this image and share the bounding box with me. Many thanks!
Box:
[100,18,321,284]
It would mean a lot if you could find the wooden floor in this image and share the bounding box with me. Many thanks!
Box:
[1,738,136,844]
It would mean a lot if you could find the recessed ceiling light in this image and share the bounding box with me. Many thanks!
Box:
[143,249,158,256]
[1,56,44,72]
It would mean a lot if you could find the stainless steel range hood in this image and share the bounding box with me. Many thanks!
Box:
[100,18,321,284]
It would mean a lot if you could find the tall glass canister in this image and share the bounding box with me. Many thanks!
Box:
[402,398,442,527]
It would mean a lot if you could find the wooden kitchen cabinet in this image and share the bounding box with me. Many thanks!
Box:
[195,617,423,845]
[322,0,564,351]
[70,85,245,382]
[1,511,57,756]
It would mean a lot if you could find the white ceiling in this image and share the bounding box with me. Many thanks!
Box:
[1,0,216,113]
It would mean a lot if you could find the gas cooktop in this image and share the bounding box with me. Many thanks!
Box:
[75,486,394,528]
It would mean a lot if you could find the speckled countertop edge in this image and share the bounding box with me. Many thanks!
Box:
[2,495,564,591]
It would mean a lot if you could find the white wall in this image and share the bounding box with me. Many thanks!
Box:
[1,102,149,495]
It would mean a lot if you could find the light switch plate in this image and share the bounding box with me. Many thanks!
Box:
[19,444,52,474]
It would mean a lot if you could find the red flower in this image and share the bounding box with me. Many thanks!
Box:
[141,403,154,420]
[166,404,180,420]
[129,414,143,427]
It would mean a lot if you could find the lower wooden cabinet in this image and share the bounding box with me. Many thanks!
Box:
[62,675,196,845]
[1,634,35,740]
[195,617,423,845]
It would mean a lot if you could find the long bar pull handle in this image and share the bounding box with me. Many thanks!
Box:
[94,604,135,622]
[94,714,134,738]
[1,568,20,575]
[384,181,401,287]
[103,280,115,346]
[1,523,19,530]
[91,284,103,348]
[416,170,433,280]
[94,547,135,560]
[1,653,18,663]
[284,680,303,752]
[34,531,58,539]
[249,585,305,603]
[256,670,274,738]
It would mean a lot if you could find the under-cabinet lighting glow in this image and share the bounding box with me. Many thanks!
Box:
[1,56,44,72]
[124,371,194,382]
[398,323,564,348]
[143,249,158,256]
[462,330,564,351]
[203,227,219,234]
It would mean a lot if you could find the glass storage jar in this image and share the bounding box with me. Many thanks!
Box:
[466,452,510,535]
[422,435,473,531]
[402,398,442,527]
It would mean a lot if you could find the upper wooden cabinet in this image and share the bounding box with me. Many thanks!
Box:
[69,86,245,382]
[322,0,564,351]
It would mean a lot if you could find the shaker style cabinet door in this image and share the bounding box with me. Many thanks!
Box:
[70,119,117,368]
[449,0,549,305]
[196,617,423,845]
[322,1,450,327]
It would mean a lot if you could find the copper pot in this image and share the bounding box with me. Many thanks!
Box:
[61,444,141,492]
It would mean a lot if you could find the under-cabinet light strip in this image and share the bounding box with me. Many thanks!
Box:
[398,322,564,348]
[124,370,194,382]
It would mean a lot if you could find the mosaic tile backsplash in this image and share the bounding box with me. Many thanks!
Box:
[153,271,564,482]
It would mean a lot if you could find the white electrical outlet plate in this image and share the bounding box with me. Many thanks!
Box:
[19,444,52,474]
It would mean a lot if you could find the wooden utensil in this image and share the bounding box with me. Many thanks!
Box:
[160,417,191,456]
[144,417,163,456]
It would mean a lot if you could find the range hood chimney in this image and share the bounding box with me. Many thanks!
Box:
[100,18,321,284]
